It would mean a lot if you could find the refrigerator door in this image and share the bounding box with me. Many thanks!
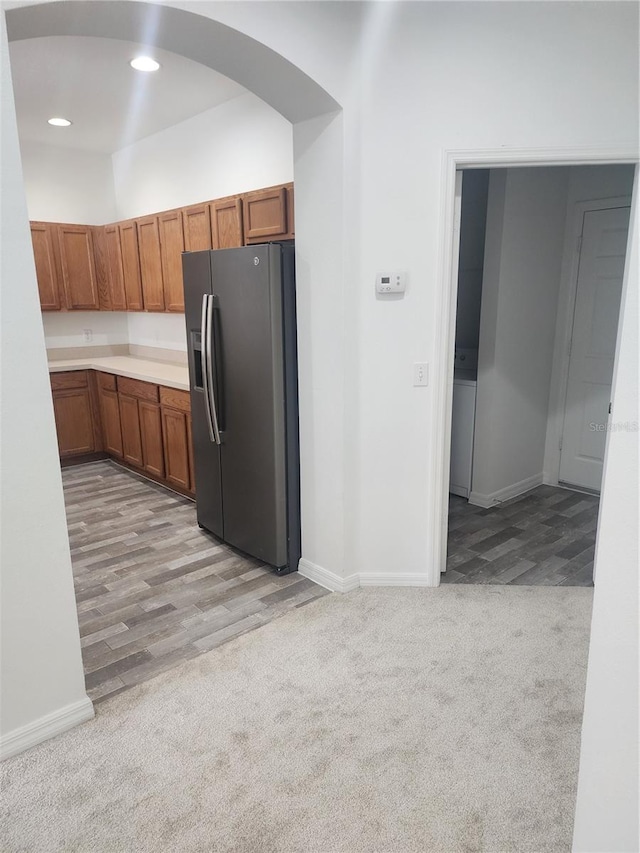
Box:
[212,244,288,567]
[182,251,223,538]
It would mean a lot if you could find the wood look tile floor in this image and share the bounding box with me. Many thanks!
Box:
[63,461,329,704]
[443,485,599,586]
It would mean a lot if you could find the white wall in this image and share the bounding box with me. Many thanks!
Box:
[112,92,293,218]
[8,0,638,589]
[20,139,117,223]
[455,170,489,351]
[127,312,187,352]
[43,311,129,350]
[572,169,639,853]
[544,165,636,483]
[0,16,91,758]
[471,167,570,503]
[3,1,639,799]
[41,312,188,355]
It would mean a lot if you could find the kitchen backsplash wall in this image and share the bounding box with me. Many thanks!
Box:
[42,311,129,351]
[127,313,187,353]
[43,311,188,362]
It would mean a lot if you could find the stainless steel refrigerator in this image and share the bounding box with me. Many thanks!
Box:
[182,242,300,574]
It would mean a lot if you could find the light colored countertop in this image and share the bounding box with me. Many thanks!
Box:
[48,356,190,391]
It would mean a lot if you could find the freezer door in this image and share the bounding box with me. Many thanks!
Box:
[212,244,288,567]
[182,251,223,538]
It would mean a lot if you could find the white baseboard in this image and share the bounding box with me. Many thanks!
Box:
[469,473,543,508]
[298,561,440,591]
[1,696,94,761]
[359,572,438,587]
[298,558,359,593]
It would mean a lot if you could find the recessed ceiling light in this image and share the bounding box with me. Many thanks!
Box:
[48,117,72,127]
[130,56,160,72]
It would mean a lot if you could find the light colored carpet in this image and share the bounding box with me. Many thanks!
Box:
[1,585,593,852]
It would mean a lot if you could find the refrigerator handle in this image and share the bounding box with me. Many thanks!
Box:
[200,294,217,445]
[205,294,222,445]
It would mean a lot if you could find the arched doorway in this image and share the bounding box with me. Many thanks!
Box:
[1,0,348,753]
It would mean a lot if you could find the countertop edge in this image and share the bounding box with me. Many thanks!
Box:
[48,358,190,392]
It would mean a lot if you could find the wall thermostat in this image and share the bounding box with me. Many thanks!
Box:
[376,272,406,294]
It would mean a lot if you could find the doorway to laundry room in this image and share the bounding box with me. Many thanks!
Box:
[444,164,635,586]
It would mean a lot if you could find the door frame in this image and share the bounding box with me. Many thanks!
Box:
[429,147,638,585]
[550,196,632,490]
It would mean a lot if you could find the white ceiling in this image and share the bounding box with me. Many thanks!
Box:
[9,36,249,154]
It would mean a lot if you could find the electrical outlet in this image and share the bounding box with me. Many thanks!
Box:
[83,329,93,343]
[413,362,429,386]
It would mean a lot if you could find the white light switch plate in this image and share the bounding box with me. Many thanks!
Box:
[413,363,429,386]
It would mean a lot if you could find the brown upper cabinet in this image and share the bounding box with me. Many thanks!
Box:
[91,226,111,311]
[118,220,144,311]
[242,183,294,244]
[182,204,212,252]
[31,181,294,314]
[158,210,185,312]
[30,222,61,311]
[211,196,243,249]
[137,216,165,312]
[104,225,127,311]
[57,224,100,310]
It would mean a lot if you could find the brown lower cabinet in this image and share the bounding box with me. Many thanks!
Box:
[119,393,144,468]
[50,371,102,458]
[160,386,193,491]
[52,388,96,457]
[139,400,165,478]
[52,370,195,496]
[97,372,123,457]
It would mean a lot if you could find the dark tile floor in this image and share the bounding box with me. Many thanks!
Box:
[443,485,599,586]
[63,461,329,704]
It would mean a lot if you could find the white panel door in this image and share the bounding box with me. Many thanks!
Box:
[559,206,630,491]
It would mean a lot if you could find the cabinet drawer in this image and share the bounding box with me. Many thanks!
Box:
[159,386,191,413]
[117,375,159,402]
[97,371,117,391]
[50,371,88,391]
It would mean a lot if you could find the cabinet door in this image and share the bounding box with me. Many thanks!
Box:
[182,204,212,252]
[158,210,185,313]
[161,407,190,490]
[104,225,127,311]
[52,388,95,456]
[100,387,123,457]
[57,224,100,309]
[119,394,143,467]
[91,227,111,310]
[30,222,61,311]
[211,197,243,249]
[137,216,165,312]
[139,401,165,478]
[118,220,144,311]
[242,186,290,243]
